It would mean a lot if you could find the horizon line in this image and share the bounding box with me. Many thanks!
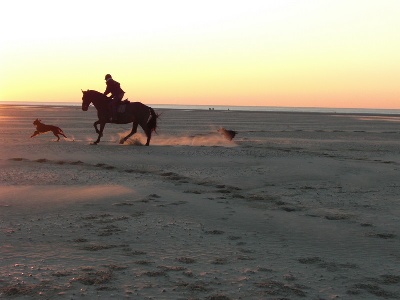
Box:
[2,100,400,114]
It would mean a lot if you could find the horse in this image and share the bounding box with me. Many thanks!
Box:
[81,90,158,145]
[31,118,67,141]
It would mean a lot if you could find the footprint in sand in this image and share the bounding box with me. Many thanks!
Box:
[175,257,196,264]
[367,232,396,239]
[211,257,229,265]
[204,230,225,235]
[255,279,307,297]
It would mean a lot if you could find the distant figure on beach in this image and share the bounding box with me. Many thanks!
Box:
[104,74,125,122]
[218,127,237,141]
[31,119,67,141]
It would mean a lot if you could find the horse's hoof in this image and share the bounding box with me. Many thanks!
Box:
[90,142,98,145]
[119,139,125,144]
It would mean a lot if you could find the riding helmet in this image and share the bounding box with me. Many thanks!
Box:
[105,74,112,80]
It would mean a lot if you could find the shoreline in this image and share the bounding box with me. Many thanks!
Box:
[2,102,400,115]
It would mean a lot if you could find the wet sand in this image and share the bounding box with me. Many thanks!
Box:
[0,104,399,299]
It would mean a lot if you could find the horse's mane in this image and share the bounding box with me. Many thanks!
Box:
[86,90,104,96]
[85,90,109,100]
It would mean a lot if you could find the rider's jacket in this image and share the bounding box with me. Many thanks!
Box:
[104,78,125,98]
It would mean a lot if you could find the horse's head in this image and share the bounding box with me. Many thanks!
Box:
[81,90,91,111]
[82,90,108,111]
[33,118,41,126]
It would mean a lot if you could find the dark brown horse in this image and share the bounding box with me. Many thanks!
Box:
[81,90,158,145]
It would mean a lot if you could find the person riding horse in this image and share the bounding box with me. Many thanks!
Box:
[82,89,158,145]
[104,74,125,121]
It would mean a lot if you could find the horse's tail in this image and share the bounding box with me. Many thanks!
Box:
[147,107,159,132]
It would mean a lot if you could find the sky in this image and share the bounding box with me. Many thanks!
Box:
[1,0,400,108]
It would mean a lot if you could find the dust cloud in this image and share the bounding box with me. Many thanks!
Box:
[118,131,237,147]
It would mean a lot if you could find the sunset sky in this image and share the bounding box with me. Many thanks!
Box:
[1,0,399,108]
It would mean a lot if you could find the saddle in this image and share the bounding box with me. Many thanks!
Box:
[117,99,130,114]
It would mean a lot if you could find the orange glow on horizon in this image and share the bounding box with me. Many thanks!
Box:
[1,1,400,109]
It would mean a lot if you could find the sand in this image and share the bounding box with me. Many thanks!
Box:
[0,104,399,299]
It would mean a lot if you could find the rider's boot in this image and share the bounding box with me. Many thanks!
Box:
[111,105,118,122]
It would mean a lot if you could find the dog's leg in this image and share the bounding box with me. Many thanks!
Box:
[31,131,40,138]
[59,130,67,139]
[51,130,61,141]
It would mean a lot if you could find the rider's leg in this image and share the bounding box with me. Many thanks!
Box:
[112,93,124,121]
[112,100,118,121]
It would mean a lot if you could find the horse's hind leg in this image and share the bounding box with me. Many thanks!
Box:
[120,122,138,144]
[145,128,152,146]
[141,123,152,146]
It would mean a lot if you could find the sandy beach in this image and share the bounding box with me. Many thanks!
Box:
[0,104,399,299]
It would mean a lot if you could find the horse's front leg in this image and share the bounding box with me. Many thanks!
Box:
[93,120,102,136]
[92,122,106,145]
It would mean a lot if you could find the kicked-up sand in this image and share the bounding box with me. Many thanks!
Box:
[0,104,399,299]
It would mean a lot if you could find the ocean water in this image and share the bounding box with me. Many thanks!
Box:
[1,101,400,115]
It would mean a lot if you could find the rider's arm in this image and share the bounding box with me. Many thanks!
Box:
[104,82,111,95]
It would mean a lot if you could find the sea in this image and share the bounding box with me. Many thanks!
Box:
[1,101,400,115]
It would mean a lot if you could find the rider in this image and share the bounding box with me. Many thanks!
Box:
[104,74,125,121]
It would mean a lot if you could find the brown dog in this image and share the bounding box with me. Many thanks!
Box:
[31,119,67,141]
